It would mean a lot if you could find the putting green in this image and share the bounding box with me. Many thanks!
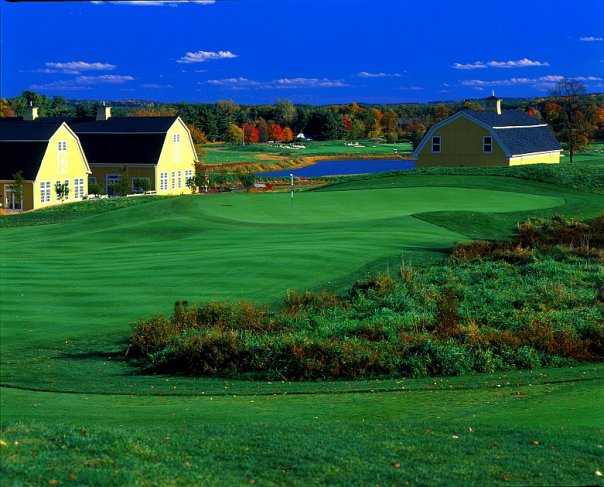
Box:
[198,187,564,224]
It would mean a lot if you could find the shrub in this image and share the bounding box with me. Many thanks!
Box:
[126,217,603,380]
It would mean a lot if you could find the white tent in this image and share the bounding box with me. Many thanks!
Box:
[296,132,306,140]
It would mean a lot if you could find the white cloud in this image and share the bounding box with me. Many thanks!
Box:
[30,74,134,91]
[207,77,260,87]
[461,74,601,90]
[141,83,173,89]
[453,58,549,70]
[357,71,402,78]
[206,77,349,89]
[92,1,216,6]
[274,78,349,88]
[487,58,549,69]
[177,50,237,64]
[452,61,487,70]
[43,61,116,74]
[580,36,603,42]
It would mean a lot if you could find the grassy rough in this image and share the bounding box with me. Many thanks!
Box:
[128,217,604,380]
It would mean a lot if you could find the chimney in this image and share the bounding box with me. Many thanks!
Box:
[96,102,112,121]
[23,102,39,121]
[485,91,503,115]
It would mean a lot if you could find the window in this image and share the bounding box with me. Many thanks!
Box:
[171,172,176,189]
[483,136,493,153]
[132,177,151,194]
[185,169,193,188]
[177,171,182,189]
[431,136,441,153]
[74,178,84,199]
[106,174,122,197]
[160,172,168,191]
[88,176,97,185]
[173,133,181,143]
[58,141,67,151]
[63,179,70,200]
[40,181,51,203]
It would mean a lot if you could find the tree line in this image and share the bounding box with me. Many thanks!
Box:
[2,83,603,156]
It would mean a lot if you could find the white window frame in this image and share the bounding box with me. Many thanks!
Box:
[160,172,168,191]
[58,140,67,152]
[483,136,493,154]
[431,136,441,154]
[74,178,84,199]
[40,181,51,203]
[106,174,122,196]
[177,171,182,189]
[171,172,176,190]
[173,133,181,143]
[63,179,70,200]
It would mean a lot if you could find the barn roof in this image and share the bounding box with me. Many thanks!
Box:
[0,141,49,180]
[463,110,545,128]
[75,133,166,165]
[70,116,178,134]
[493,126,561,155]
[0,118,63,141]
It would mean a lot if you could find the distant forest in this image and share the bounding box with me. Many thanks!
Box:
[2,90,603,149]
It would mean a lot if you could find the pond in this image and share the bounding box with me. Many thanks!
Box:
[259,159,416,178]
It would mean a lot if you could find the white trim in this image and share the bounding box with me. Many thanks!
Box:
[175,117,200,163]
[492,124,548,129]
[75,131,168,135]
[89,163,156,168]
[509,149,563,158]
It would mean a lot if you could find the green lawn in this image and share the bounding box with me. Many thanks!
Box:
[204,140,413,165]
[1,170,603,485]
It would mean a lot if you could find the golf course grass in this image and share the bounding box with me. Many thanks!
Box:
[1,168,603,485]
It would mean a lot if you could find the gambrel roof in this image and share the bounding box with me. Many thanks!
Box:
[413,110,561,158]
[0,119,90,180]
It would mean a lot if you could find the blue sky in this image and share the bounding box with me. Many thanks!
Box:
[1,0,603,104]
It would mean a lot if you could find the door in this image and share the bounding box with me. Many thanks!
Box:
[4,185,23,211]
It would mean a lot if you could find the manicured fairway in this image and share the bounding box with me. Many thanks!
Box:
[1,172,603,485]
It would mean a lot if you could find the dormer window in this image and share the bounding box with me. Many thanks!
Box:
[483,136,493,153]
[58,141,67,151]
[431,136,441,153]
[173,134,180,143]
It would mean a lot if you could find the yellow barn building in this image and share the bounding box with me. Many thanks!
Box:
[0,113,91,212]
[71,106,198,196]
[414,96,561,167]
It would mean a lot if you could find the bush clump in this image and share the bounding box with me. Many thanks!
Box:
[127,215,604,380]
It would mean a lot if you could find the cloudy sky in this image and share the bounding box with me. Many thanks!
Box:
[1,0,603,103]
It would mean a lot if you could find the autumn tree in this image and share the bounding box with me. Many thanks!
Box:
[368,109,384,138]
[463,100,483,111]
[550,80,590,163]
[402,120,427,149]
[282,127,295,142]
[274,100,297,127]
[129,107,177,117]
[187,124,208,145]
[268,123,285,142]
[256,118,269,143]
[243,122,260,143]
[433,104,452,122]
[382,110,399,143]
[0,99,16,118]
[225,123,244,144]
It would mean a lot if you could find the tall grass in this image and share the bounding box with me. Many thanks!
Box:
[127,216,604,380]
